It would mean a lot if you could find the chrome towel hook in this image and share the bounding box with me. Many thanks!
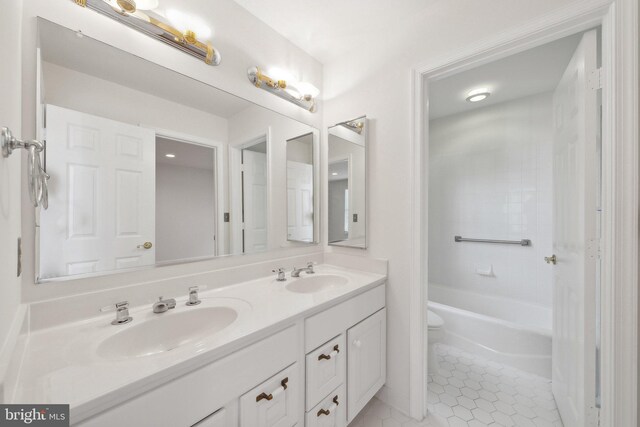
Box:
[1,127,50,209]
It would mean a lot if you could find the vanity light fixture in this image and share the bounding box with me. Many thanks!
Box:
[247,67,319,113]
[339,120,365,134]
[466,88,491,103]
[73,0,221,66]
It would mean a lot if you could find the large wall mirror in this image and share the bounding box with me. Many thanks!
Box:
[36,19,319,282]
[327,116,367,248]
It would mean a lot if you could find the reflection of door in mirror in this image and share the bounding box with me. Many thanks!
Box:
[287,133,314,243]
[40,105,156,279]
[155,137,217,263]
[328,117,367,248]
[328,158,350,243]
[242,141,268,253]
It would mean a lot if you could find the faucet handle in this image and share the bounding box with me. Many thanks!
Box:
[186,286,202,306]
[306,261,316,273]
[101,301,133,325]
[272,267,287,282]
[100,300,129,312]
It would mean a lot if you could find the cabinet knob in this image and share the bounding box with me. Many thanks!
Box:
[544,254,557,265]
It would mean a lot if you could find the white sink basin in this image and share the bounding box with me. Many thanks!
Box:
[97,306,238,360]
[285,274,349,294]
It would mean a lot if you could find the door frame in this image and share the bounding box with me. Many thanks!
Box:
[408,0,638,425]
[229,131,271,254]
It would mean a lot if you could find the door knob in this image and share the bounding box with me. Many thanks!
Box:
[544,254,557,265]
[137,242,153,249]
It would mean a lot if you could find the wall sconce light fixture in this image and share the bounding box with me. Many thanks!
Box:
[247,66,319,113]
[73,0,221,66]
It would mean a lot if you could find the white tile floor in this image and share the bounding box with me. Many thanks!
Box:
[348,344,563,427]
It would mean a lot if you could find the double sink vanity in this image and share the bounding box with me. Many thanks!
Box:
[14,263,386,426]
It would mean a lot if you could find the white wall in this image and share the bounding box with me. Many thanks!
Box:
[428,93,554,312]
[0,0,23,401]
[43,62,229,143]
[322,0,577,413]
[156,163,216,262]
[19,0,323,302]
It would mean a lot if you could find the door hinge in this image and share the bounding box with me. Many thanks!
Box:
[589,68,603,90]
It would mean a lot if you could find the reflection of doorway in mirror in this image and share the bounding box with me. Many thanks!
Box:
[328,157,351,243]
[155,137,217,263]
[286,133,314,243]
[242,141,268,253]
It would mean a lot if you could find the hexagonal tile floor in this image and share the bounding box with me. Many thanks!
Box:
[348,344,564,427]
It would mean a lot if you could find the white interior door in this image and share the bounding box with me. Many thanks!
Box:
[551,30,599,427]
[40,105,156,278]
[242,150,268,252]
[287,161,314,242]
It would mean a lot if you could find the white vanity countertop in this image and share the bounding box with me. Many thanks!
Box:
[13,264,385,421]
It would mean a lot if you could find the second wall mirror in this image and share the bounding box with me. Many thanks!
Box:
[327,116,368,248]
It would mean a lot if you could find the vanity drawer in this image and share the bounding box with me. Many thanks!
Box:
[305,385,346,427]
[306,334,346,410]
[240,363,299,427]
[305,284,385,352]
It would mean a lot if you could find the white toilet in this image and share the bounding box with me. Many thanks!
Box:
[427,310,445,374]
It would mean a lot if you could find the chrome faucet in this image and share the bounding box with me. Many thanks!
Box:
[272,267,287,281]
[186,286,201,306]
[292,262,316,278]
[109,301,133,325]
[153,296,176,313]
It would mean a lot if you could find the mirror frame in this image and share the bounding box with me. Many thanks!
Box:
[327,116,368,249]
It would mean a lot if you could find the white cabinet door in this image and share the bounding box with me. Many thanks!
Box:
[305,385,346,427]
[306,334,346,410]
[240,364,299,427]
[41,104,156,278]
[347,309,386,422]
[551,29,599,427]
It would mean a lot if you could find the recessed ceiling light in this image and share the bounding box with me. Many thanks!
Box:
[331,172,338,176]
[466,88,491,103]
[165,153,176,158]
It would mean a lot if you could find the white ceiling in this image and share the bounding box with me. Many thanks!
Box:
[429,33,582,119]
[156,137,215,170]
[232,0,436,64]
[39,19,250,119]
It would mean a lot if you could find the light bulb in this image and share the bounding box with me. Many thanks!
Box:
[466,88,491,103]
[166,9,213,40]
[135,0,159,10]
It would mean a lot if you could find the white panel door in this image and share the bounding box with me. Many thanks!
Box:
[40,105,155,278]
[287,161,313,242]
[551,30,599,427]
[243,150,268,252]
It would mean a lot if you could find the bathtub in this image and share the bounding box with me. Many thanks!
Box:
[428,284,552,378]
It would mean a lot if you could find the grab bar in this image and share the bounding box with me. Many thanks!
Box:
[454,235,531,246]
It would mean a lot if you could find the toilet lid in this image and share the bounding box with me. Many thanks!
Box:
[427,310,444,328]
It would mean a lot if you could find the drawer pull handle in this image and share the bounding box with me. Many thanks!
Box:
[318,344,340,361]
[256,377,289,402]
[317,396,340,417]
